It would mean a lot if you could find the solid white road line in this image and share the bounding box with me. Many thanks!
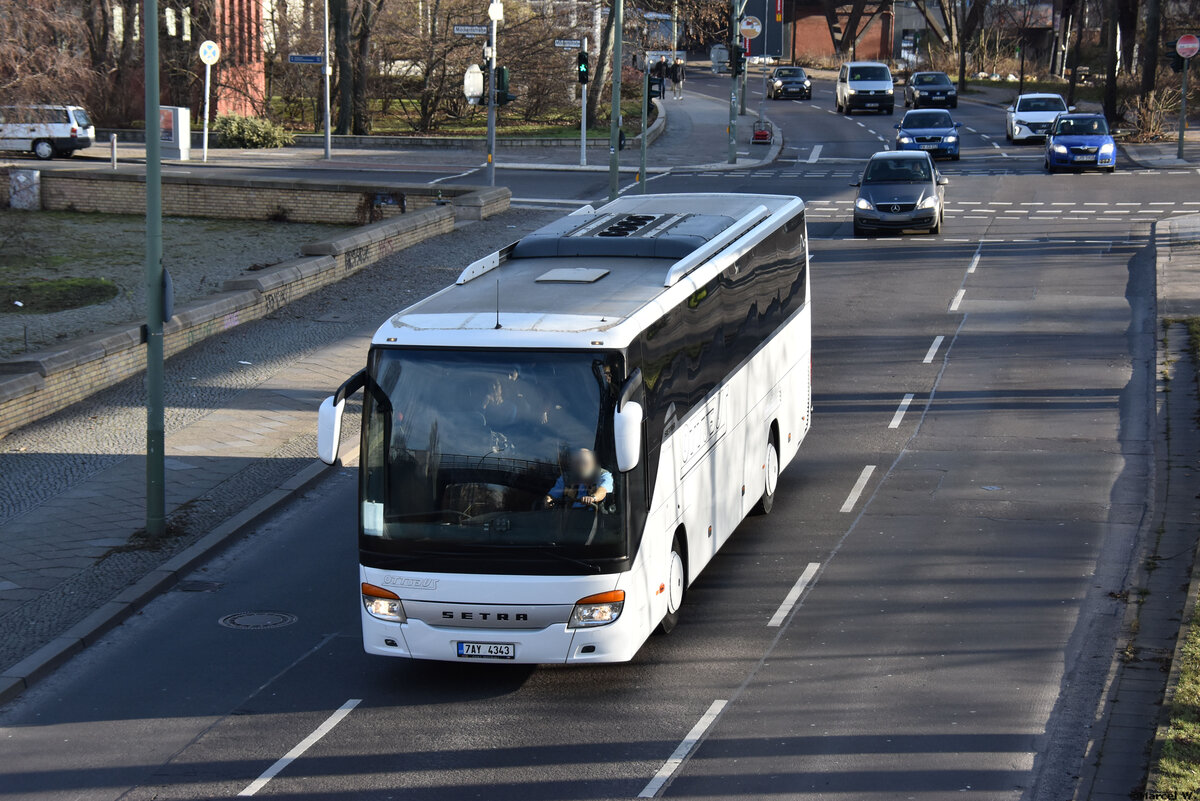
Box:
[808,144,823,163]
[889,394,915,429]
[768,562,821,627]
[430,168,479,184]
[923,335,945,363]
[840,465,876,513]
[638,700,729,797]
[950,288,966,311]
[238,699,362,797]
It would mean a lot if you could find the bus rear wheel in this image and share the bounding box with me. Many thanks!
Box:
[753,434,780,515]
[657,536,686,635]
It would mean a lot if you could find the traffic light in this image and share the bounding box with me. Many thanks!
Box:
[730,44,744,76]
[577,52,589,84]
[495,65,517,105]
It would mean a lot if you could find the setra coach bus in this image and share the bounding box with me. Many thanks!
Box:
[317,193,812,664]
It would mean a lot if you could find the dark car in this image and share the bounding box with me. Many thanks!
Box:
[894,109,962,160]
[767,67,812,100]
[904,71,957,108]
[1044,113,1117,173]
[852,151,948,236]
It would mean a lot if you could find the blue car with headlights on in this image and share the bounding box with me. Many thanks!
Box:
[1044,113,1116,173]
[894,109,962,161]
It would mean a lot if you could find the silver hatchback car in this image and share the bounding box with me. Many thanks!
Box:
[851,151,948,236]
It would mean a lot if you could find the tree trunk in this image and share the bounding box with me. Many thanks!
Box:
[587,0,617,129]
[1140,0,1160,94]
[1102,0,1118,118]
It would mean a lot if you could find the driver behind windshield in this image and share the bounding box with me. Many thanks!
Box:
[545,448,613,509]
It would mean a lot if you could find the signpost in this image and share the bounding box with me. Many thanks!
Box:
[739,17,761,117]
[198,40,220,163]
[1178,34,1198,160]
[287,54,323,63]
[554,38,583,49]
[288,52,331,159]
[454,24,489,37]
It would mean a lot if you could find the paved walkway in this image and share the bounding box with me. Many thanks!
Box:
[81,89,776,175]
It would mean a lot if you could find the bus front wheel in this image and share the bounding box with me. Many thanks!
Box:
[657,536,686,635]
[753,435,780,515]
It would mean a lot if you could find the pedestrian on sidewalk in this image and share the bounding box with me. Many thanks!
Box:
[652,56,669,81]
[670,59,686,100]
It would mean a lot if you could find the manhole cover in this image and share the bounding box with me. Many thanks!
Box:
[218,611,298,630]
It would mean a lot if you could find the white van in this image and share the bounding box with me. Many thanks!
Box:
[835,62,895,115]
[0,105,95,160]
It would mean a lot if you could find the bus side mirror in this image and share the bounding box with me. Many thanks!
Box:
[317,395,345,465]
[613,401,643,472]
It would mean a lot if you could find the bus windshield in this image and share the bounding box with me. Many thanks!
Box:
[360,348,628,572]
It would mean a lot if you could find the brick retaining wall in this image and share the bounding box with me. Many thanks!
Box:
[0,179,511,435]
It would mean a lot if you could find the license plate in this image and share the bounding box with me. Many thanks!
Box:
[864,102,879,107]
[457,641,515,660]
[920,144,938,150]
[1072,154,1096,162]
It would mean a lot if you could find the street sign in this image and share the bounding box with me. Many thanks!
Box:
[453,24,488,37]
[198,40,220,66]
[555,38,583,49]
[288,54,323,64]
[464,64,484,105]
[740,16,763,40]
[1178,34,1200,59]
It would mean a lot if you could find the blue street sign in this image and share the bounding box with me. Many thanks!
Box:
[288,54,324,64]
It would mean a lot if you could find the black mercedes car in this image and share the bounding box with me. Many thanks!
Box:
[851,151,948,236]
[767,67,812,100]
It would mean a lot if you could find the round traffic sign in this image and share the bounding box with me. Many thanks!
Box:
[199,40,221,66]
[740,15,763,40]
[1177,34,1199,59]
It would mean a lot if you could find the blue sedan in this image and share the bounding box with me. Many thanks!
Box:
[1044,113,1116,173]
[893,109,962,160]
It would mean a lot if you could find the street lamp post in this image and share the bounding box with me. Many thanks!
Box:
[487,1,503,187]
[323,0,332,159]
[608,0,624,200]
[143,0,165,540]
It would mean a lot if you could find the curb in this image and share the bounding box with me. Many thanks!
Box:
[0,448,355,707]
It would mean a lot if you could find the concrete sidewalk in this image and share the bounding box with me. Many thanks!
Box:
[78,89,778,175]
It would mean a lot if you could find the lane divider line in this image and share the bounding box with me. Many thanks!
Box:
[840,465,876,513]
[888,394,915,429]
[638,700,729,797]
[968,248,981,273]
[923,335,945,363]
[808,144,823,163]
[768,562,821,627]
[950,288,966,311]
[238,699,362,797]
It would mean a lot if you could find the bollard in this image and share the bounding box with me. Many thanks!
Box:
[110,133,118,170]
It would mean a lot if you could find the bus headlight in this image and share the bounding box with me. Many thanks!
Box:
[569,590,624,628]
[362,583,406,622]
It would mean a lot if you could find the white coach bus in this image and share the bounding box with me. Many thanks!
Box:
[317,193,812,664]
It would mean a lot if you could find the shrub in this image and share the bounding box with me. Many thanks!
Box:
[212,114,295,148]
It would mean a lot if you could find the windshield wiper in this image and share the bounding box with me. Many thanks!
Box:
[470,543,603,573]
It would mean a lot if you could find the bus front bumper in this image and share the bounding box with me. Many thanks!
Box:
[362,612,640,664]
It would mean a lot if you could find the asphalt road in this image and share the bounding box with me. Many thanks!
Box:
[0,74,1186,800]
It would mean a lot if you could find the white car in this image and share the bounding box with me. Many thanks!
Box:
[1005,93,1071,143]
[0,104,95,160]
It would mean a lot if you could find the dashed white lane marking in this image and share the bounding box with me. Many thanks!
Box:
[840,465,876,513]
[638,700,728,797]
[992,142,1001,149]
[808,144,823,163]
[768,562,821,627]
[923,335,946,363]
[968,247,982,273]
[856,121,866,127]
[950,288,966,311]
[966,126,977,133]
[889,394,915,429]
[981,134,992,140]
[239,699,362,797]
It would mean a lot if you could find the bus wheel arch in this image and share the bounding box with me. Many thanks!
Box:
[753,423,781,516]
[657,528,688,635]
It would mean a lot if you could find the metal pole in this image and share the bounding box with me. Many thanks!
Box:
[581,36,588,167]
[110,133,117,170]
[728,0,744,163]
[671,0,678,58]
[739,36,748,115]
[639,68,648,193]
[1180,56,1190,161]
[323,0,332,159]
[202,62,211,162]
[144,0,165,540]
[488,19,497,186]
[608,0,624,200]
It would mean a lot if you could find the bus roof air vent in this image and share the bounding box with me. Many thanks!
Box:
[511,212,738,260]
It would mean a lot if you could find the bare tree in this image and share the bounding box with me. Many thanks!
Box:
[0,0,96,106]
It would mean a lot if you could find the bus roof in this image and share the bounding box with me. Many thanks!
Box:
[373,193,804,350]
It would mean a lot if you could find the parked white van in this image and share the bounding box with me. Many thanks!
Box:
[0,105,95,160]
